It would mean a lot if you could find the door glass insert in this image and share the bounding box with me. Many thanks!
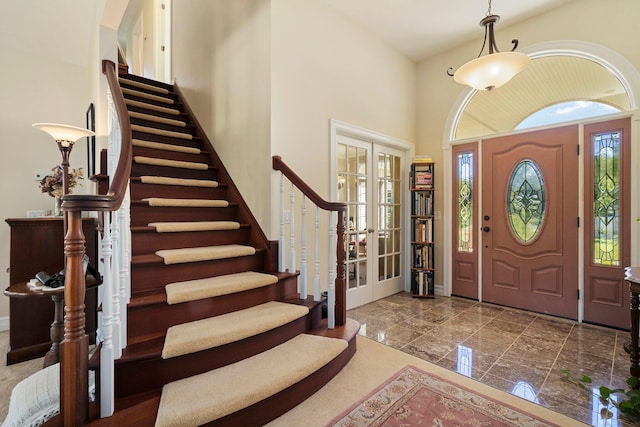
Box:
[377,153,401,281]
[457,152,474,252]
[592,131,621,266]
[338,143,368,290]
[507,159,546,243]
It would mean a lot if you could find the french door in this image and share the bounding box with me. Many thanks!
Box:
[336,134,405,309]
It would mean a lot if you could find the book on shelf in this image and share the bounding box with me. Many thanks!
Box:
[413,155,433,163]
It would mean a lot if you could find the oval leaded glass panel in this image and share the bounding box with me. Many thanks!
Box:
[507,160,545,243]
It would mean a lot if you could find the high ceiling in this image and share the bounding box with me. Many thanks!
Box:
[321,0,575,61]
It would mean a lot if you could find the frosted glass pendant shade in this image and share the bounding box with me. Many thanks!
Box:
[453,51,530,91]
[33,123,94,147]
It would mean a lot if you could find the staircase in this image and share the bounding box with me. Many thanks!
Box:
[81,68,357,426]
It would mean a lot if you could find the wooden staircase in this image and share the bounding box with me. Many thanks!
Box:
[79,69,357,426]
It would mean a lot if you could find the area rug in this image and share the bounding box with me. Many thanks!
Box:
[329,365,562,427]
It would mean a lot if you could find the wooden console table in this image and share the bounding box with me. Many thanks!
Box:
[4,277,100,367]
[4,217,98,365]
[626,267,640,381]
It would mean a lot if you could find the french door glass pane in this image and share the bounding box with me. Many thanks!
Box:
[377,153,401,281]
[339,143,368,290]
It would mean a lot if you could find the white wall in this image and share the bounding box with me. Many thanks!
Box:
[173,0,272,233]
[416,0,640,288]
[0,47,93,320]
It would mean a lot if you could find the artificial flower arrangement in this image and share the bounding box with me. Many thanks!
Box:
[38,165,84,198]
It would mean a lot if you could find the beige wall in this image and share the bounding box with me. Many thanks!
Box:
[173,0,272,234]
[0,47,93,321]
[270,0,416,234]
[416,0,640,289]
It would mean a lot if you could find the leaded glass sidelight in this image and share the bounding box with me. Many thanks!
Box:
[593,131,621,266]
[507,160,546,243]
[457,152,473,252]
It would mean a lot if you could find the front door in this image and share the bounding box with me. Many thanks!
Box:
[336,134,405,309]
[481,125,579,319]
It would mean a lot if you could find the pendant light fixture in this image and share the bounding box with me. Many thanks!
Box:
[447,0,530,91]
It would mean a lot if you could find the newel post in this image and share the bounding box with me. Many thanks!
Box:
[60,209,89,426]
[335,210,346,326]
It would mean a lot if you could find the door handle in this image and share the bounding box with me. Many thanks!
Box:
[483,226,491,232]
[367,228,374,234]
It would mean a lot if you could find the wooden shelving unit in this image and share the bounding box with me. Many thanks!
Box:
[410,161,435,298]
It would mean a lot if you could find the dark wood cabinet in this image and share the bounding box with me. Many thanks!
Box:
[4,217,98,365]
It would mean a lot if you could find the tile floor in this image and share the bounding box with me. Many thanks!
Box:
[347,292,633,426]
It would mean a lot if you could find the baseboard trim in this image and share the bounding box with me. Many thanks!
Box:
[0,316,9,331]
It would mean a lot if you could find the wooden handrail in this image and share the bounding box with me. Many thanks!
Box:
[59,59,132,426]
[62,60,132,213]
[273,156,346,212]
[272,155,347,326]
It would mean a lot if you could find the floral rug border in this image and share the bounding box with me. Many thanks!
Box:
[327,365,562,427]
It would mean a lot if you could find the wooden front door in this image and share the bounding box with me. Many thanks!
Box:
[481,125,579,319]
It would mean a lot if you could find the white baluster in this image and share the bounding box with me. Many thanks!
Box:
[289,183,295,273]
[117,190,129,351]
[279,173,285,273]
[328,211,335,329]
[300,195,307,300]
[99,212,114,417]
[110,182,122,359]
[314,207,320,302]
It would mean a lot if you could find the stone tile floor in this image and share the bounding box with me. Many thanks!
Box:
[347,292,633,426]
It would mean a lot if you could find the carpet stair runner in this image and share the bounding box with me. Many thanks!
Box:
[84,72,357,426]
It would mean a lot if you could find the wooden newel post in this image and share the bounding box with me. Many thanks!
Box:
[335,210,346,326]
[60,209,89,426]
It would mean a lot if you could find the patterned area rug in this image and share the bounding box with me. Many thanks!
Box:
[329,365,562,427]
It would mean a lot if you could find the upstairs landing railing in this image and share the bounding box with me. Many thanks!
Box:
[59,59,131,426]
[272,156,347,327]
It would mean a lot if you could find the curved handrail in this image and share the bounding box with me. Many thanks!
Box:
[272,155,346,212]
[59,59,132,426]
[62,60,132,212]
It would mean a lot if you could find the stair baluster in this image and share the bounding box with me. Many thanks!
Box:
[272,156,347,328]
[300,194,307,300]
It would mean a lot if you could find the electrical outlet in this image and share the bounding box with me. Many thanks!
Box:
[283,210,291,224]
[34,171,48,181]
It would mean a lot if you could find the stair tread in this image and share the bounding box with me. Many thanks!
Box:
[132,124,193,140]
[162,301,310,359]
[165,270,278,305]
[125,99,181,116]
[156,244,256,265]
[122,87,175,105]
[142,197,229,208]
[155,333,348,427]
[132,139,200,154]
[134,156,209,170]
[119,77,171,95]
[130,222,247,233]
[129,111,185,127]
[139,176,218,188]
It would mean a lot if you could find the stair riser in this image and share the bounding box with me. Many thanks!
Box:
[132,131,200,148]
[119,73,174,92]
[123,93,179,109]
[130,205,238,226]
[131,164,216,181]
[132,146,211,164]
[114,317,313,397]
[122,88,178,104]
[127,104,188,122]
[131,255,265,292]
[131,228,251,255]
[127,280,298,337]
[130,183,226,201]
[130,118,193,135]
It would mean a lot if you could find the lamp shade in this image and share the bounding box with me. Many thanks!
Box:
[33,123,94,147]
[453,51,530,91]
